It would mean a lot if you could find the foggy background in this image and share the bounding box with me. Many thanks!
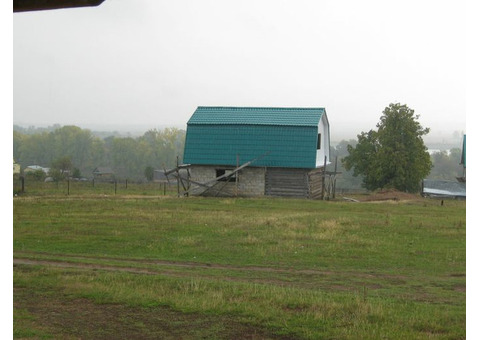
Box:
[12,0,466,145]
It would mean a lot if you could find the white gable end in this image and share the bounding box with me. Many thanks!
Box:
[315,114,330,167]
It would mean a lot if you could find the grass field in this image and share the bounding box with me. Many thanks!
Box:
[13,193,466,339]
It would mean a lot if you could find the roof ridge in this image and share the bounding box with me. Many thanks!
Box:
[188,106,326,127]
[197,106,325,110]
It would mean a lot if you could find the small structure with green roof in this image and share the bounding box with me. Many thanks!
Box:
[182,106,331,198]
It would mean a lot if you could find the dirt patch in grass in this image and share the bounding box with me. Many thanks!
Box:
[364,190,422,202]
[344,189,423,203]
[14,287,293,340]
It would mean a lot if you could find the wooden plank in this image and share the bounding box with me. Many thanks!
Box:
[164,164,191,176]
[265,168,309,198]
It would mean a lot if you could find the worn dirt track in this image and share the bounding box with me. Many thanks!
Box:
[13,255,337,290]
[13,252,335,275]
[13,252,411,293]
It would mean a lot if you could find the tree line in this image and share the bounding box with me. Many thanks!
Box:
[13,125,186,181]
[13,104,464,191]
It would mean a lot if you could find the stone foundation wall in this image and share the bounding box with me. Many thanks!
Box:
[189,165,265,197]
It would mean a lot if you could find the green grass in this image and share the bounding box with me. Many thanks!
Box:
[13,196,466,339]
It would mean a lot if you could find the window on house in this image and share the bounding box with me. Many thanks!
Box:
[216,169,236,182]
[317,133,322,150]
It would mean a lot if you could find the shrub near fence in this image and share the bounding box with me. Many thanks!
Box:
[13,177,178,197]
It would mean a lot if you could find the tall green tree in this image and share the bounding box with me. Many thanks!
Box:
[111,137,142,179]
[13,131,25,162]
[51,126,94,171]
[343,103,431,193]
[17,132,54,167]
[144,166,154,182]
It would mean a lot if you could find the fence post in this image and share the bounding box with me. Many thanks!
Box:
[21,176,25,193]
[164,182,166,196]
[67,178,70,195]
[176,156,180,197]
[114,181,117,195]
[332,156,338,199]
[321,156,327,200]
[236,154,239,197]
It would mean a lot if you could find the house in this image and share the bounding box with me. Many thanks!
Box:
[92,167,115,181]
[422,179,466,199]
[182,106,331,198]
[13,159,21,175]
[24,165,50,174]
[422,134,466,199]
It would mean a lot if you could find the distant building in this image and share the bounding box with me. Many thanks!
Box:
[13,159,21,175]
[153,170,169,183]
[422,179,465,199]
[422,135,466,198]
[92,167,115,181]
[24,165,50,174]
[182,106,331,198]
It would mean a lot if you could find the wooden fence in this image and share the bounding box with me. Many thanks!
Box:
[13,176,367,198]
[13,177,178,197]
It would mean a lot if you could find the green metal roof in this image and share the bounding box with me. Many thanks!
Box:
[183,107,327,168]
[187,107,325,126]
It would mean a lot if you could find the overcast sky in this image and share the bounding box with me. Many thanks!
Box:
[13,0,467,141]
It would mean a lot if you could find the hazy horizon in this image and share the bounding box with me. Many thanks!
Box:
[13,120,465,148]
[13,0,466,144]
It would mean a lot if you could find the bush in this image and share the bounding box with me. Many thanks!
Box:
[25,169,46,182]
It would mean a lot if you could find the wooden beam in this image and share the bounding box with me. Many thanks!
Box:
[180,152,270,196]
[194,152,270,192]
[162,165,171,184]
[333,156,338,199]
[163,164,191,176]
[172,175,234,197]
